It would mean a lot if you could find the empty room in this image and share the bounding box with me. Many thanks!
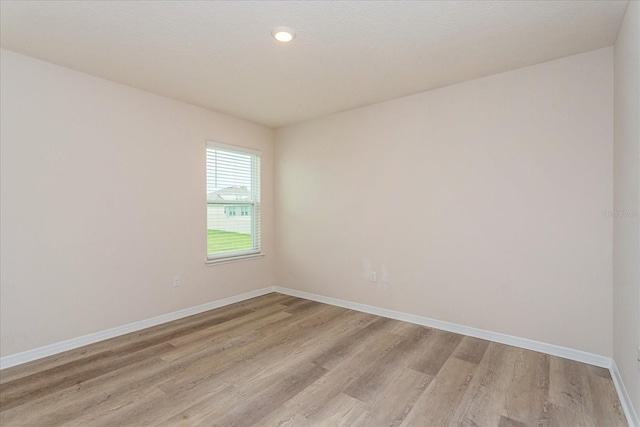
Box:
[0,1,638,426]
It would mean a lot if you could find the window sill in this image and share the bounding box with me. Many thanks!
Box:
[205,252,264,266]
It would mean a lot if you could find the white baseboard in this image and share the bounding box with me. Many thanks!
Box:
[274,286,640,425]
[2,284,636,426]
[611,359,640,427]
[273,286,612,368]
[1,285,612,371]
[0,287,274,370]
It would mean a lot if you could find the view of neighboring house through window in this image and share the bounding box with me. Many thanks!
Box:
[206,141,261,260]
[224,206,250,217]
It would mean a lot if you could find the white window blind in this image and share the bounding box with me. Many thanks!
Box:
[206,141,261,261]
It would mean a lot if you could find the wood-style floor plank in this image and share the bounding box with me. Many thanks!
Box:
[361,367,431,427]
[451,342,521,426]
[400,356,477,426]
[0,293,628,426]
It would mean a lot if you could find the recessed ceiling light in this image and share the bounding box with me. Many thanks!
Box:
[272,27,296,43]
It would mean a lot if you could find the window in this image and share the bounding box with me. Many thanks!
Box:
[206,142,261,261]
[224,206,250,217]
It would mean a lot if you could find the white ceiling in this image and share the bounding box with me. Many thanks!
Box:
[0,1,629,128]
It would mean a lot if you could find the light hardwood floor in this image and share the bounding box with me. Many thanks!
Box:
[0,293,628,426]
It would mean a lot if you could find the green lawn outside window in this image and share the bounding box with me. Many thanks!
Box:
[207,229,252,254]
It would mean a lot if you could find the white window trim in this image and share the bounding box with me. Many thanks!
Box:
[205,252,264,266]
[206,141,262,264]
[206,141,262,157]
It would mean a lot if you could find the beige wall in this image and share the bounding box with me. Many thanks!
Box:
[614,0,640,413]
[0,44,621,364]
[0,49,275,357]
[275,48,614,356]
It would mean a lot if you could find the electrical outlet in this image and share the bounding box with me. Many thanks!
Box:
[370,271,377,282]
[172,275,181,287]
